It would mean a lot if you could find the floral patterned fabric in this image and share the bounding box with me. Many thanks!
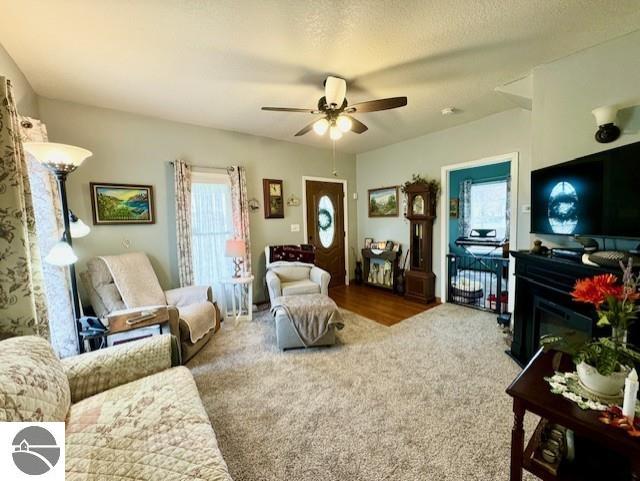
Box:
[174,159,194,287]
[62,334,173,403]
[66,366,233,481]
[457,178,472,238]
[0,335,71,422]
[0,78,50,340]
[229,166,251,273]
[20,115,78,357]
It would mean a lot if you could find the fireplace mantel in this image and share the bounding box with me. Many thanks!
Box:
[509,250,636,365]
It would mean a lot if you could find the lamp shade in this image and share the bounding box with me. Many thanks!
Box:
[45,240,78,266]
[592,106,618,126]
[70,216,91,238]
[225,239,246,258]
[23,142,92,172]
[336,115,352,133]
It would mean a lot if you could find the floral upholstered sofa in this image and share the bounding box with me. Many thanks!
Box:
[0,334,233,481]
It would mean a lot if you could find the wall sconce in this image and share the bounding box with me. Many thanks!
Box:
[286,194,300,207]
[592,105,620,143]
[248,198,260,212]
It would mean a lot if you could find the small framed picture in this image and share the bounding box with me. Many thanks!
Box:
[368,186,399,217]
[385,240,394,251]
[263,179,284,218]
[449,198,459,218]
[364,237,373,249]
[90,182,155,225]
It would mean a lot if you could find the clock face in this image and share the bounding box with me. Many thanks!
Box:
[270,184,281,196]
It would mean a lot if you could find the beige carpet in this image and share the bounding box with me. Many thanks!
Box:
[188,303,536,481]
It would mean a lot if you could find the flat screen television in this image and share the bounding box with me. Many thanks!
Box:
[531,141,640,238]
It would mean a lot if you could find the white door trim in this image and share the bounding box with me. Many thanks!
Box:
[439,152,519,313]
[302,176,350,286]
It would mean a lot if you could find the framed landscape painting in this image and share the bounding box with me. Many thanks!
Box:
[90,182,155,225]
[368,186,399,217]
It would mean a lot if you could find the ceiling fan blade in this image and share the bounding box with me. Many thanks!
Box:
[348,116,368,134]
[261,107,318,113]
[294,120,316,137]
[347,96,407,113]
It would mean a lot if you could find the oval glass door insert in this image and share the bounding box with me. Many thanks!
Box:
[318,195,335,248]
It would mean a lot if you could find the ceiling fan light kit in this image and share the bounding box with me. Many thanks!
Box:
[313,118,329,135]
[336,115,352,133]
[261,76,407,141]
[329,125,343,141]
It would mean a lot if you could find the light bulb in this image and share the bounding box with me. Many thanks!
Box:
[337,115,352,133]
[70,217,91,238]
[329,126,343,141]
[45,240,78,266]
[313,118,329,135]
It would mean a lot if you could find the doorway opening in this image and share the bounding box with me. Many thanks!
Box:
[302,176,349,287]
[440,153,519,314]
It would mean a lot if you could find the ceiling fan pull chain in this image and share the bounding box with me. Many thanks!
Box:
[332,140,337,177]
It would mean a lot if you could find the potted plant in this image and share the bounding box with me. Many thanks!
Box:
[400,174,441,195]
[542,260,640,396]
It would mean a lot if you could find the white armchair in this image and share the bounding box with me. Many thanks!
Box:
[265,246,330,304]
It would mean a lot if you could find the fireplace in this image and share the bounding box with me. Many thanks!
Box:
[533,296,592,350]
[509,251,635,365]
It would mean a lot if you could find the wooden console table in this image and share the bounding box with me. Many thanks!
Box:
[506,349,640,480]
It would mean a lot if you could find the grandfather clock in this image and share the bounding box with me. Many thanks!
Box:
[404,183,436,303]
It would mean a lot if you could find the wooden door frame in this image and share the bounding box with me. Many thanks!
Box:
[302,176,350,286]
[439,152,519,314]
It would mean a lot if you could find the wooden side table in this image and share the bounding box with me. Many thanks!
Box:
[506,349,640,480]
[221,275,254,321]
[105,307,171,346]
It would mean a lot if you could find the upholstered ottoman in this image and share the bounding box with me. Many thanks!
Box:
[270,294,344,350]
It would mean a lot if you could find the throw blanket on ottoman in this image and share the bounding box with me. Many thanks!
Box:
[271,294,344,346]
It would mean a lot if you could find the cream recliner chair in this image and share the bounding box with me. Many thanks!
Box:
[80,253,220,362]
[264,246,330,305]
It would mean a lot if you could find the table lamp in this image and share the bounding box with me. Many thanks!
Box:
[225,239,246,278]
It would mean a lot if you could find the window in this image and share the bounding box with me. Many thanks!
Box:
[191,171,234,313]
[469,180,509,239]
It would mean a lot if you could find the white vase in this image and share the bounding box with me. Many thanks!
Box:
[576,361,630,396]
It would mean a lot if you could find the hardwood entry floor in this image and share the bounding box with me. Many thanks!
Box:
[329,283,440,326]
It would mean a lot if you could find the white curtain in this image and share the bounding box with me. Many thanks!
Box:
[19,116,77,357]
[191,172,234,315]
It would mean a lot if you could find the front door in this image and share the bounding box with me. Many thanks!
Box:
[305,180,346,287]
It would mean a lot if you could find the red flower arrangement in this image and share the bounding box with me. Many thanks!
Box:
[571,274,624,308]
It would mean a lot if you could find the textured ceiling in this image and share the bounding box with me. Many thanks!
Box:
[1,1,640,154]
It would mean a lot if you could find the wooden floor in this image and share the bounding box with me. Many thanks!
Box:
[329,283,440,326]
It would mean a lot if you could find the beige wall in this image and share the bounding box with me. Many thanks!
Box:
[356,109,532,298]
[38,98,357,303]
[0,43,38,118]
[531,29,640,250]
[356,30,640,299]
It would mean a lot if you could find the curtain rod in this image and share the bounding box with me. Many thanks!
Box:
[169,160,235,173]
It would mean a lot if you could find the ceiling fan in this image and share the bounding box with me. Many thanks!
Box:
[261,76,407,140]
